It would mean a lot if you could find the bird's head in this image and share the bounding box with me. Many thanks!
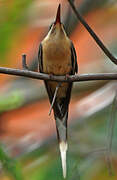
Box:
[47,4,67,38]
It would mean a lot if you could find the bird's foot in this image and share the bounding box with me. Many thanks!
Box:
[65,74,70,81]
[49,74,54,80]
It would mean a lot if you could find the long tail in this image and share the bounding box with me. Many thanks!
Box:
[55,112,68,178]
[44,81,72,178]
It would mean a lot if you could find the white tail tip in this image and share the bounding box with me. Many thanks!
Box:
[59,141,68,178]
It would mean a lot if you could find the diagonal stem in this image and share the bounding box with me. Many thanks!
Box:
[105,93,117,175]
[68,0,117,65]
[49,82,61,116]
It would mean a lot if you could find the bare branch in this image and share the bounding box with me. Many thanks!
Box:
[68,0,117,65]
[0,66,117,82]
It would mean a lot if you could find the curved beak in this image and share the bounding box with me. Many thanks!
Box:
[55,4,61,25]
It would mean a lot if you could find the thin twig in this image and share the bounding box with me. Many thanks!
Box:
[108,95,117,155]
[68,0,117,65]
[1,66,117,82]
[22,54,28,70]
[105,93,117,176]
[105,153,113,176]
[49,83,61,116]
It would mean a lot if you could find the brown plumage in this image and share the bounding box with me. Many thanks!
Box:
[38,4,78,178]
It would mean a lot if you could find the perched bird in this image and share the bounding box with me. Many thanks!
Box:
[38,4,78,178]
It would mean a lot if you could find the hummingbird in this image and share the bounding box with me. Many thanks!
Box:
[38,4,78,178]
